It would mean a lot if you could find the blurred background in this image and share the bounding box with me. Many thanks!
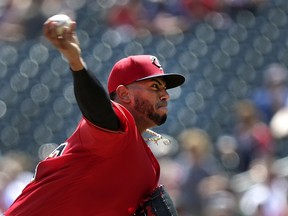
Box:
[1,0,288,215]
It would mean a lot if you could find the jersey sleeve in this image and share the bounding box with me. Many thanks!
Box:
[72,68,119,131]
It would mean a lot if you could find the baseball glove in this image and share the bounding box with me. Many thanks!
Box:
[133,185,178,216]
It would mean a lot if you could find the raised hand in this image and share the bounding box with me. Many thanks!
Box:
[43,16,85,71]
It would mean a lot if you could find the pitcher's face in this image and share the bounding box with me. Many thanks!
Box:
[129,78,170,126]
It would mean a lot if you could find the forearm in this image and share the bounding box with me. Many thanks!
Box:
[44,18,119,130]
[69,57,85,71]
[72,68,119,131]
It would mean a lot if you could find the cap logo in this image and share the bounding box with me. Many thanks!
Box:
[150,56,163,70]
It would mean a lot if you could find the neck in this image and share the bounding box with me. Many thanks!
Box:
[114,99,155,134]
[134,114,152,134]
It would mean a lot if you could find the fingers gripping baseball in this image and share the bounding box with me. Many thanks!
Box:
[43,15,84,71]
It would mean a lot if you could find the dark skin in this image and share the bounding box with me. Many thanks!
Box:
[43,18,170,134]
[114,78,170,133]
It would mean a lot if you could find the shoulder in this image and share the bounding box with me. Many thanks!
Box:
[112,101,135,126]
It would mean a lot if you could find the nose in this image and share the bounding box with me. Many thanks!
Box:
[160,89,170,101]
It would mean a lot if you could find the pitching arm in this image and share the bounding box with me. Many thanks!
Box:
[43,16,119,131]
[72,68,119,131]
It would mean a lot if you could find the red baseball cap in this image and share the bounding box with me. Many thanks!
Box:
[108,55,185,94]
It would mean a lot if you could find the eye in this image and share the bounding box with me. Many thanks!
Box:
[149,79,167,90]
[151,83,167,92]
[151,84,159,89]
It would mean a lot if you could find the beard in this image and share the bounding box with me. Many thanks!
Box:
[134,97,167,126]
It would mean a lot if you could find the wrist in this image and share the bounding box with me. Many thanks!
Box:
[69,57,85,71]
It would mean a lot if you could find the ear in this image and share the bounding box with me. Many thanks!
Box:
[115,85,131,104]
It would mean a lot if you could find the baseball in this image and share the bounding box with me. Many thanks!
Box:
[48,14,72,35]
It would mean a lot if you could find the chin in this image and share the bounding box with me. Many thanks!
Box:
[156,115,167,126]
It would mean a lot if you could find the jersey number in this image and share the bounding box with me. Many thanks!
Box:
[48,142,68,158]
[32,142,68,180]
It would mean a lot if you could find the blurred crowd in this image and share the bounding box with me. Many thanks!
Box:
[2,0,288,216]
[0,0,267,42]
[155,62,288,216]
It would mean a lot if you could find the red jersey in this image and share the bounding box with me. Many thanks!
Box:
[5,102,160,216]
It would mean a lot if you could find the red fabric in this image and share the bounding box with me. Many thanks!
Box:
[181,0,219,19]
[107,55,184,94]
[252,122,274,152]
[107,6,140,28]
[5,102,160,216]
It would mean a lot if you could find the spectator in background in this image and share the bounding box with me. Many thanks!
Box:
[0,151,35,212]
[216,134,240,175]
[226,0,268,20]
[199,174,240,216]
[141,0,192,34]
[232,99,274,173]
[105,0,192,38]
[180,0,232,29]
[251,63,288,124]
[105,0,149,39]
[180,0,268,29]
[176,128,220,216]
[0,0,78,42]
[239,157,288,216]
[0,0,32,42]
[181,0,222,21]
